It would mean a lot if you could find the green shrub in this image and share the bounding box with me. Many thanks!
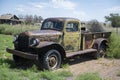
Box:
[0,68,21,80]
[75,73,101,80]
[40,70,64,80]
[106,32,120,59]
[0,67,72,80]
[40,70,73,80]
[57,70,73,77]
[61,63,69,69]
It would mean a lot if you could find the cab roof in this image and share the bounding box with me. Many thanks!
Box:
[45,17,80,22]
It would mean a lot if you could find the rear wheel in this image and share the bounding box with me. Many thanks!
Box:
[38,49,61,70]
[94,44,106,59]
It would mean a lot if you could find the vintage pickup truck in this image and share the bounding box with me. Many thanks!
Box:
[6,17,111,70]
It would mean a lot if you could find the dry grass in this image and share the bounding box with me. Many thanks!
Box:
[103,27,120,35]
[0,24,40,35]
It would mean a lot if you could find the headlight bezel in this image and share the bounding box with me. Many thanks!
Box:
[29,38,39,47]
[13,35,18,43]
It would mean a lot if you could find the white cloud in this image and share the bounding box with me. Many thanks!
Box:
[70,10,89,21]
[31,4,43,9]
[16,0,77,11]
[15,0,77,13]
[16,5,25,12]
[73,11,87,17]
[51,0,76,10]
[15,0,89,21]
[107,6,120,13]
[29,2,48,9]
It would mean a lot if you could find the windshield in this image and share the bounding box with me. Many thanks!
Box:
[41,20,63,31]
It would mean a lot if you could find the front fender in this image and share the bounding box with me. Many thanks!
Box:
[35,42,56,48]
[32,42,66,58]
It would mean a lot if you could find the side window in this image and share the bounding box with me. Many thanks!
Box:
[66,22,79,32]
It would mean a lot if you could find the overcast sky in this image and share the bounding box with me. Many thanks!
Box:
[0,0,120,22]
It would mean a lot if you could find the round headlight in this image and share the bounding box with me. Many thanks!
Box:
[30,38,39,46]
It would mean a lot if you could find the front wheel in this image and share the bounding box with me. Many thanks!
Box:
[38,49,61,70]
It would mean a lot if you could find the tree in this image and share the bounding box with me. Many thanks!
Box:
[38,16,43,23]
[17,14,43,24]
[86,19,105,32]
[105,13,120,27]
[34,15,38,23]
[33,15,43,23]
[25,15,34,24]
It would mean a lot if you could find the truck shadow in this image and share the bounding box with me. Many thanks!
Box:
[0,58,35,70]
[1,54,95,70]
[64,54,94,65]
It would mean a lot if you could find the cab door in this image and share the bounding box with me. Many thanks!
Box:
[63,21,81,52]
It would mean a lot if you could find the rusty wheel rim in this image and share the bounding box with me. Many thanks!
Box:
[99,48,105,58]
[48,54,58,69]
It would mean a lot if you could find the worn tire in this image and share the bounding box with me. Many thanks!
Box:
[38,49,61,70]
[94,44,106,59]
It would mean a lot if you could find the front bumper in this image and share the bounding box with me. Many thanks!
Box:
[6,48,38,60]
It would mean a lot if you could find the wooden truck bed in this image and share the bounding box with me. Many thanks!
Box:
[81,32,111,49]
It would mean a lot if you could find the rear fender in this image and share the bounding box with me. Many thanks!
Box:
[93,38,108,50]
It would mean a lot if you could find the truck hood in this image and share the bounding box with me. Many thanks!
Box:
[22,30,62,42]
[24,30,62,36]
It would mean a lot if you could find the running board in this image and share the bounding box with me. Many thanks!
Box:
[66,49,97,58]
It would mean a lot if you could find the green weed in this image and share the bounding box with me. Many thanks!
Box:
[61,63,69,69]
[57,70,73,77]
[0,34,13,58]
[75,73,101,80]
[106,32,120,59]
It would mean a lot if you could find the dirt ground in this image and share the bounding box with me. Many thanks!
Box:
[64,56,120,80]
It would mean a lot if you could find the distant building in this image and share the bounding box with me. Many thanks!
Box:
[0,14,22,25]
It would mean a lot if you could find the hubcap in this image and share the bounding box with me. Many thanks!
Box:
[48,55,58,68]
